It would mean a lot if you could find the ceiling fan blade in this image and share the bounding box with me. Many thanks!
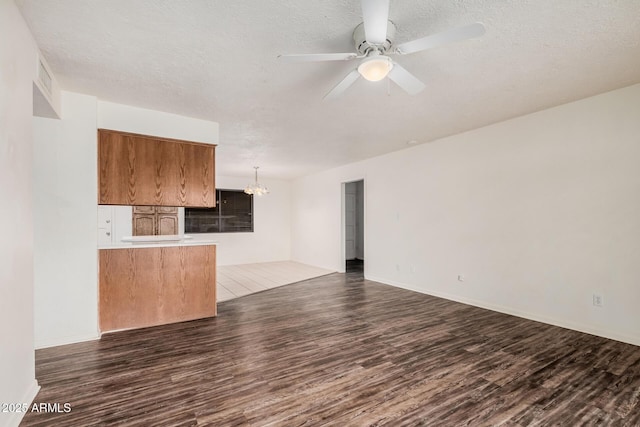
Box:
[278,53,358,63]
[361,0,390,45]
[388,63,425,95]
[324,69,361,100]
[395,22,486,55]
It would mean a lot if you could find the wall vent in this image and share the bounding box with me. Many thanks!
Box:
[33,52,61,119]
[37,56,53,97]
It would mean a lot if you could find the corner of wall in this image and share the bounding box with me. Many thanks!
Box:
[0,0,40,423]
[1,380,40,427]
[33,90,100,348]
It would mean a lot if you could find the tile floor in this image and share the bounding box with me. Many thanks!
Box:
[216,261,334,302]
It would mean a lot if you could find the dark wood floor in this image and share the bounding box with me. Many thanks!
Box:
[22,271,640,426]
[346,258,364,274]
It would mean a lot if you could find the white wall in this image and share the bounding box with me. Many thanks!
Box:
[292,167,366,272]
[0,1,40,425]
[97,100,218,144]
[192,175,292,265]
[33,91,99,349]
[292,83,640,346]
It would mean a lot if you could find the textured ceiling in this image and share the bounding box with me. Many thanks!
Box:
[16,0,640,179]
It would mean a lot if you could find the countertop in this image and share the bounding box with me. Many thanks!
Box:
[99,235,217,249]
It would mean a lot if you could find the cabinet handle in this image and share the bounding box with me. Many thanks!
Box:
[106,220,111,223]
[106,232,111,236]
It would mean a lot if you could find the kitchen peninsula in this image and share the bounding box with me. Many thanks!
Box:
[99,236,217,332]
[97,128,218,333]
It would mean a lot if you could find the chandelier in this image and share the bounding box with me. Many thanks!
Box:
[244,166,269,196]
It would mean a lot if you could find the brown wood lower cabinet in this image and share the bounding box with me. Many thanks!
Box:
[99,245,216,332]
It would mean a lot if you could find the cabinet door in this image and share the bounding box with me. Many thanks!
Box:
[179,142,216,207]
[133,214,155,236]
[157,213,178,235]
[133,206,155,214]
[98,129,216,207]
[156,206,178,214]
[99,245,216,331]
[98,131,131,205]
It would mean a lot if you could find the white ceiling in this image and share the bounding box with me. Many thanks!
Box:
[16,0,640,179]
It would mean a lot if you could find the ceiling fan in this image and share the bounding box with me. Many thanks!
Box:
[278,0,485,99]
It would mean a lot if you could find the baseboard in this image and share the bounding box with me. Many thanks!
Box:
[3,379,40,427]
[365,275,640,347]
[35,331,101,349]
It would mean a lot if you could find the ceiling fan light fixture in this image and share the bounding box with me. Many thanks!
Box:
[357,55,393,82]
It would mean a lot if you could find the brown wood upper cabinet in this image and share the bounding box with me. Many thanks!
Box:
[98,129,216,207]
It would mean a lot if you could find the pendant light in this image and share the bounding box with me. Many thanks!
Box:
[244,166,269,196]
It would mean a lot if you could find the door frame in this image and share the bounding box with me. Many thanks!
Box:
[340,178,366,274]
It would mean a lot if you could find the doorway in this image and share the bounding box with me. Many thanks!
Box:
[344,180,364,274]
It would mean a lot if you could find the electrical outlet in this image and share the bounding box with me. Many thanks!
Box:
[457,274,465,282]
[395,264,400,272]
[592,293,603,307]
[410,265,416,273]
